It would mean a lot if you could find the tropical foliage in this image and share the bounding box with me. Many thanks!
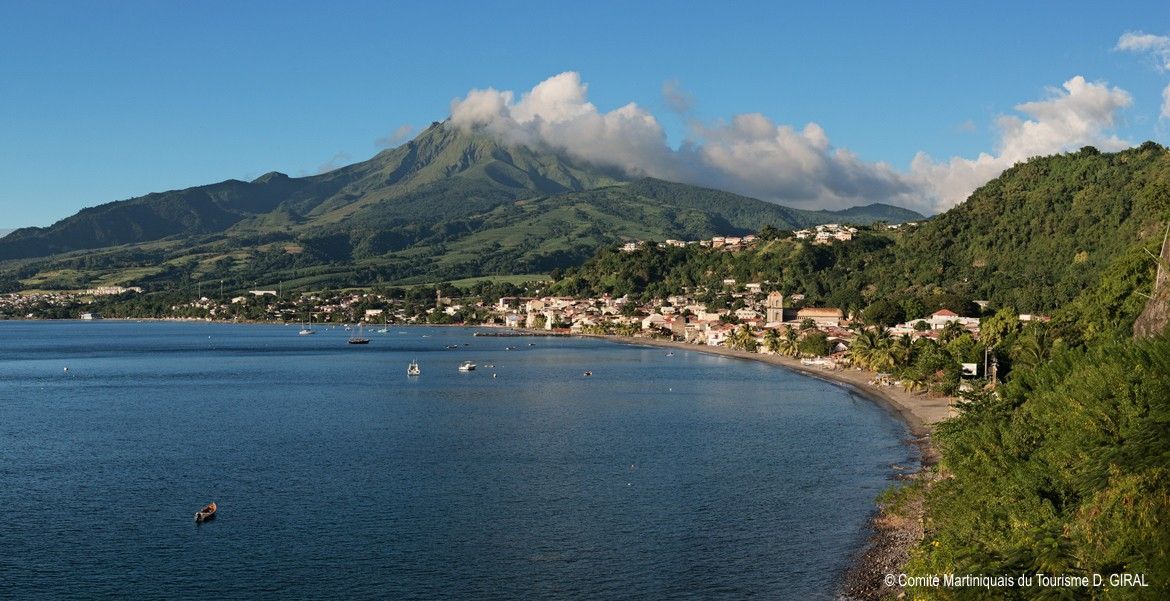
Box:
[905,333,1170,599]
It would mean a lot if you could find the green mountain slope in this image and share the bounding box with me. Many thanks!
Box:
[0,122,923,290]
[0,123,622,262]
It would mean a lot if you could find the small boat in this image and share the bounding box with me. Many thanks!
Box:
[583,371,592,377]
[665,352,674,357]
[299,311,316,335]
[348,323,370,345]
[458,361,476,372]
[407,361,421,376]
[195,502,217,523]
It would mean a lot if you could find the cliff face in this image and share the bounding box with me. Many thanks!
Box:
[1133,226,1170,339]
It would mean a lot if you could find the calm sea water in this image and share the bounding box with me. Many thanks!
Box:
[0,321,915,600]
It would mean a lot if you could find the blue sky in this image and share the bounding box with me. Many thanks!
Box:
[2,1,1168,227]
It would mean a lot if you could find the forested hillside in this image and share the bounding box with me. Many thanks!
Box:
[553,142,1170,341]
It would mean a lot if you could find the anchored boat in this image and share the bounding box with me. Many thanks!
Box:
[195,502,217,523]
[348,323,370,345]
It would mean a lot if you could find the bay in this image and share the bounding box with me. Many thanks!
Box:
[0,321,915,599]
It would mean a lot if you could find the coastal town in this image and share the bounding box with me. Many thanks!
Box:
[0,234,1038,397]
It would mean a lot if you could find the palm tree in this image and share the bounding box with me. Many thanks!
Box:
[847,326,899,371]
[868,329,897,372]
[779,325,801,358]
[763,328,781,354]
[725,324,756,351]
[891,334,914,370]
[847,328,879,369]
[939,320,965,344]
[1011,325,1050,373]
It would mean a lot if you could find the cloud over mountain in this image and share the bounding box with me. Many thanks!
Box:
[448,72,1135,215]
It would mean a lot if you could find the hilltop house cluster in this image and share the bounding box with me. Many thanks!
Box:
[0,287,142,319]
[621,234,760,253]
[793,223,857,244]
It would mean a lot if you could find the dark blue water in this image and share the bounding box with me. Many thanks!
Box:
[0,321,915,599]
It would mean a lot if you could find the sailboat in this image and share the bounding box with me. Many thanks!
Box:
[348,323,370,345]
[375,316,389,334]
[407,360,421,376]
[298,311,316,335]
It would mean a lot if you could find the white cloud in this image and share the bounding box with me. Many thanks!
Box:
[1117,31,1170,68]
[910,76,1132,212]
[448,72,1135,215]
[449,72,916,209]
[1116,31,1170,119]
[450,72,676,177]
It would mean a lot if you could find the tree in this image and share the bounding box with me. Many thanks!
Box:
[847,327,880,369]
[798,331,832,357]
[890,333,914,370]
[862,298,905,327]
[725,324,757,352]
[1009,323,1053,374]
[980,307,1022,350]
[939,320,965,344]
[763,328,781,354]
[779,325,801,358]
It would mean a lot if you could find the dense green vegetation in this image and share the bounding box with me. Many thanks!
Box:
[906,334,1170,599]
